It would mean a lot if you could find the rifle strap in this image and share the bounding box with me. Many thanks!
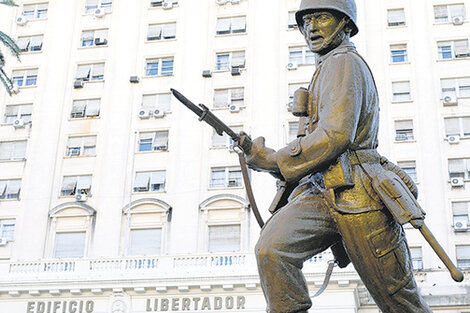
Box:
[237,152,264,228]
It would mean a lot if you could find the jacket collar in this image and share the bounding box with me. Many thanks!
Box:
[315,40,356,67]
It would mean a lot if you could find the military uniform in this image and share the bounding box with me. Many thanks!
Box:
[254,40,432,313]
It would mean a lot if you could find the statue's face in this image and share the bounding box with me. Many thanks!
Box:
[302,11,343,54]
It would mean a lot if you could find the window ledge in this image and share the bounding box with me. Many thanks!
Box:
[63,155,96,159]
[0,158,26,163]
[0,198,20,202]
[391,100,413,104]
[21,51,42,55]
[68,116,101,121]
[433,21,468,26]
[78,45,108,50]
[82,12,113,16]
[132,191,166,195]
[58,195,92,199]
[135,150,169,154]
[386,25,407,29]
[208,186,244,191]
[141,75,175,79]
[215,32,247,38]
[394,139,416,143]
[145,38,177,44]
[149,5,179,10]
[389,62,411,65]
[437,57,470,62]
[25,18,48,22]
[17,85,37,90]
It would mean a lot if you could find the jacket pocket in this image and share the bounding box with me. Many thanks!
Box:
[367,223,413,295]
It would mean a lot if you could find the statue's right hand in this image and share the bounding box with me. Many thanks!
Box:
[237,131,253,154]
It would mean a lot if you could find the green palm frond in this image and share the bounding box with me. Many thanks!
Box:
[0,1,18,6]
[0,31,20,60]
[0,68,13,96]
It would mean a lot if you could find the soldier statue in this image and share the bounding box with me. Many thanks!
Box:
[239,0,433,312]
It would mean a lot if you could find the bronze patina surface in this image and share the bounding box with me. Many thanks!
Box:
[239,0,445,312]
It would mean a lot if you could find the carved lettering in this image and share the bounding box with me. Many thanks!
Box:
[237,297,245,309]
[214,297,222,310]
[201,298,210,310]
[181,298,190,311]
[192,297,200,310]
[27,302,35,313]
[69,301,77,313]
[146,299,152,312]
[161,298,169,311]
[52,302,61,313]
[225,297,233,309]
[47,301,51,313]
[171,298,179,311]
[85,301,94,313]
[37,302,45,313]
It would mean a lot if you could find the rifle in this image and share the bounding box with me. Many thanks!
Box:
[170,88,264,228]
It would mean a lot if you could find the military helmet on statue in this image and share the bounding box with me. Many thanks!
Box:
[296,0,359,37]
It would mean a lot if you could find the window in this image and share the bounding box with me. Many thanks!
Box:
[0,141,27,161]
[392,81,411,102]
[390,44,408,63]
[4,104,32,124]
[71,99,100,118]
[441,77,470,99]
[66,136,97,157]
[457,245,470,268]
[398,161,417,182]
[215,51,245,71]
[438,40,470,60]
[129,228,162,255]
[444,116,470,138]
[75,63,105,81]
[216,16,246,35]
[448,158,470,180]
[410,247,423,270]
[85,0,112,14]
[12,69,38,87]
[434,4,466,23]
[16,35,43,52]
[394,120,414,141]
[289,46,315,65]
[0,219,15,241]
[208,225,241,252]
[452,201,470,227]
[60,175,92,196]
[213,87,244,108]
[147,23,176,41]
[138,131,169,152]
[288,11,298,29]
[0,179,21,200]
[288,82,309,103]
[387,9,405,27]
[145,57,174,76]
[288,121,299,142]
[133,171,166,192]
[22,3,48,20]
[81,29,108,47]
[141,94,171,112]
[210,167,242,188]
[150,0,178,7]
[212,125,242,148]
[54,232,86,258]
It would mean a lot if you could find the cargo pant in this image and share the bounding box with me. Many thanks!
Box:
[255,172,432,313]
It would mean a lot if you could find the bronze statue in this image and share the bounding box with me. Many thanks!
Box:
[236,0,462,312]
[172,0,463,311]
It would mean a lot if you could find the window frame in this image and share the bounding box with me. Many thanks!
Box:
[287,11,298,29]
[441,77,470,99]
[387,8,406,27]
[16,35,43,53]
[137,131,169,152]
[141,93,172,112]
[147,22,177,41]
[85,0,113,14]
[394,119,415,141]
[391,81,412,102]
[209,167,243,189]
[70,99,101,119]
[80,29,108,47]
[66,135,97,157]
[397,160,418,183]
[390,44,408,64]
[22,3,48,20]
[438,39,470,60]
[0,140,27,161]
[133,171,166,193]
[288,46,315,66]
[433,4,467,24]
[409,247,423,270]
[3,104,33,124]
[60,175,93,197]
[216,16,247,35]
[213,87,245,109]
[144,57,174,77]
[75,63,105,82]
[215,51,245,72]
[444,116,470,138]
[0,219,15,241]
[456,245,470,269]
[0,179,22,200]
[452,201,470,227]
[448,158,470,180]
[149,0,178,8]
[12,69,38,88]
[211,125,243,148]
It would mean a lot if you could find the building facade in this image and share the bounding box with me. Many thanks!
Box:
[0,0,469,312]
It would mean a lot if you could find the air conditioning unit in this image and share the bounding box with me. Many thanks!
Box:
[153,109,165,118]
[231,0,240,4]
[228,180,238,187]
[454,219,468,231]
[287,101,293,111]
[229,104,240,113]
[150,0,163,7]
[94,37,107,46]
[448,135,461,144]
[451,177,465,187]
[443,94,457,106]
[129,76,140,83]
[138,109,150,119]
[76,194,87,202]
[94,8,106,17]
[74,80,84,89]
[287,62,298,70]
[13,118,25,129]
[162,0,173,9]
[68,149,80,157]
[452,16,464,25]
[202,70,212,78]
[0,238,8,246]
[231,67,241,76]
[395,134,408,141]
[16,16,27,26]
[216,0,228,5]
[157,145,168,151]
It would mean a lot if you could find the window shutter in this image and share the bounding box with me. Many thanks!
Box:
[76,65,91,80]
[54,232,86,258]
[0,181,7,196]
[0,143,12,160]
[77,176,92,191]
[37,3,48,11]
[395,120,413,131]
[457,246,470,259]
[61,177,77,192]
[81,31,94,42]
[393,81,410,93]
[450,4,466,18]
[94,29,108,40]
[162,23,176,39]
[458,78,470,97]
[449,159,465,173]
[154,132,168,147]
[434,5,448,19]
[85,99,100,116]
[231,51,245,68]
[4,106,18,116]
[150,171,166,184]
[21,105,33,115]
[454,40,469,56]
[453,202,470,215]
[16,37,30,51]
[142,95,157,109]
[6,180,21,195]
[216,18,231,34]
[208,225,240,252]
[462,117,470,135]
[72,100,86,115]
[67,137,82,147]
[86,0,99,7]
[388,9,405,23]
[212,130,227,147]
[147,25,162,40]
[139,132,154,141]
[92,63,105,77]
[129,228,162,255]
[231,17,246,33]
[134,172,150,189]
[288,12,296,26]
[157,94,171,112]
[214,90,229,107]
[83,136,97,147]
[230,88,244,100]
[444,118,460,136]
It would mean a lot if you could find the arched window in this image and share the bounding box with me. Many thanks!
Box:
[122,198,171,256]
[199,194,249,253]
[47,203,96,258]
